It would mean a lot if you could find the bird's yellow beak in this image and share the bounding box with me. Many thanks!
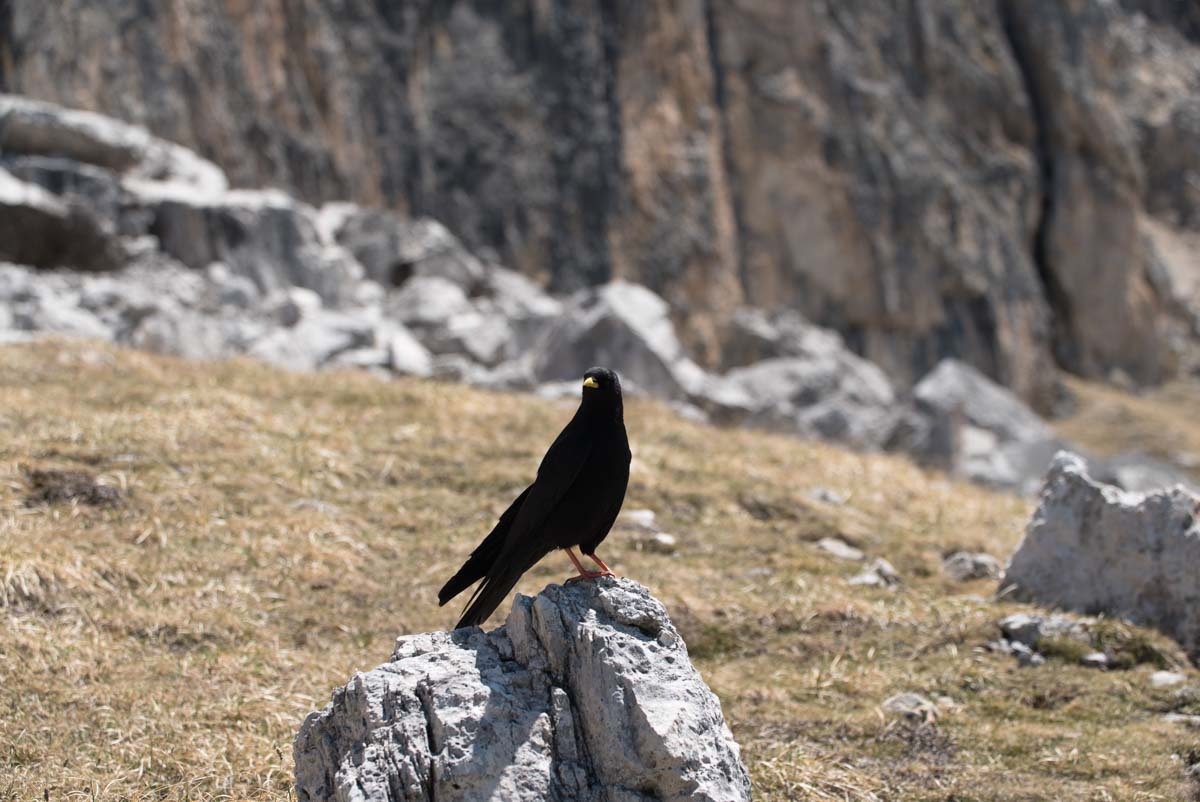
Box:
[582,376,599,389]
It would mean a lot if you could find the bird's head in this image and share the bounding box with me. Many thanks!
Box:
[581,367,622,402]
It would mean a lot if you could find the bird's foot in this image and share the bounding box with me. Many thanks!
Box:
[564,547,617,582]
[566,568,613,583]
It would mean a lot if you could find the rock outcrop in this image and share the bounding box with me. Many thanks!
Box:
[294,578,751,802]
[5,3,1199,400]
[1003,452,1200,661]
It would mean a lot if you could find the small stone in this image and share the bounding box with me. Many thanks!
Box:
[264,286,321,327]
[882,692,938,723]
[1081,652,1108,669]
[987,639,1014,656]
[291,499,342,516]
[817,537,864,562]
[637,532,678,554]
[942,551,1001,582]
[808,487,847,506]
[849,557,900,588]
[1149,670,1187,688]
[1010,641,1045,667]
[619,509,660,532]
[998,613,1045,647]
[1164,713,1200,729]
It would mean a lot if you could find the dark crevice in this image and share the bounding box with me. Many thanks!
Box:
[0,0,14,90]
[596,0,623,287]
[415,683,439,802]
[997,0,1076,370]
[702,0,749,301]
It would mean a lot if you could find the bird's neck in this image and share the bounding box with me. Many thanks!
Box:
[580,396,624,427]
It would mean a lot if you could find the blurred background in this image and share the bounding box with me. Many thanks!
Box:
[3,2,1200,483]
[3,3,1200,800]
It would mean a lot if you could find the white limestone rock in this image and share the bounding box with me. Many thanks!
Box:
[1003,452,1200,660]
[294,578,751,802]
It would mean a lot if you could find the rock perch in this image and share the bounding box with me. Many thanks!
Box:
[294,577,751,802]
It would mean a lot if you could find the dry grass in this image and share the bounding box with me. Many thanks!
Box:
[1,340,1196,801]
[1056,376,1200,484]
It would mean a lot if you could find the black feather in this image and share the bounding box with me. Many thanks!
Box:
[437,366,631,629]
[438,485,531,606]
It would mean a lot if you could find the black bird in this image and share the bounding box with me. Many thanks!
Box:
[438,367,631,629]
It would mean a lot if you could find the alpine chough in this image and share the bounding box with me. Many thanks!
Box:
[438,366,631,628]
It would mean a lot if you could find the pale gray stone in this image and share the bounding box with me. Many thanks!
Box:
[909,359,1071,493]
[881,693,937,723]
[294,578,751,802]
[942,552,1001,582]
[1003,453,1200,660]
[724,353,899,450]
[531,281,713,404]
[383,326,434,378]
[1149,670,1187,688]
[849,558,900,588]
[817,537,865,562]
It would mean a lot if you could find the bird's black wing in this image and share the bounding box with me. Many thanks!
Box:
[454,418,594,628]
[437,484,532,606]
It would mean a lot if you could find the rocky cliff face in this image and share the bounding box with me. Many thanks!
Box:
[3,2,1199,402]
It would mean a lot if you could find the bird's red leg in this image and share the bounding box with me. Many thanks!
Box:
[565,547,603,580]
[585,552,617,578]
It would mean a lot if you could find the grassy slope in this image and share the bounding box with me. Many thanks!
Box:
[0,340,1195,801]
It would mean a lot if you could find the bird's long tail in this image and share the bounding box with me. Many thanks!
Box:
[455,551,540,629]
[438,486,530,606]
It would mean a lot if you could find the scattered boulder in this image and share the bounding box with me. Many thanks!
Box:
[248,309,377,372]
[1003,452,1200,661]
[264,287,323,328]
[723,352,899,449]
[204,262,260,309]
[3,154,145,236]
[147,189,363,305]
[1091,451,1200,495]
[942,551,1001,582]
[721,307,848,369]
[383,325,434,378]
[997,613,1090,650]
[0,93,227,194]
[385,275,473,328]
[530,281,715,404]
[0,166,122,271]
[294,578,751,802]
[907,359,1072,493]
[126,303,254,361]
[329,207,486,290]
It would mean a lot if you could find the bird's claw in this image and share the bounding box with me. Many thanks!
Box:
[566,569,616,583]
